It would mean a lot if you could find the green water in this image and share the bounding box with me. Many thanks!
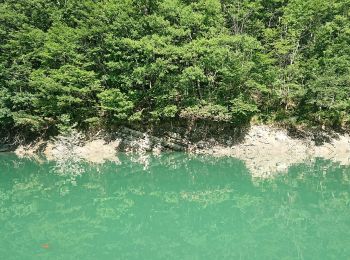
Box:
[1,153,350,260]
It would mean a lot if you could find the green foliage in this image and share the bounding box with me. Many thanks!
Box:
[180,101,231,122]
[57,114,76,136]
[98,89,134,121]
[229,95,259,122]
[1,0,350,134]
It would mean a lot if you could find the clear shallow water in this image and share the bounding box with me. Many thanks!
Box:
[1,153,350,260]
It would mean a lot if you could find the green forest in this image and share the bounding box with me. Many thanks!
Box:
[1,0,350,136]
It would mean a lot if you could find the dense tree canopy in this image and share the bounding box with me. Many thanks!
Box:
[1,0,349,135]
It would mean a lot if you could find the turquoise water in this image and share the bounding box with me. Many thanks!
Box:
[1,153,350,259]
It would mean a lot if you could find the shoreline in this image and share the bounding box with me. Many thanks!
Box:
[3,125,350,178]
[192,125,350,178]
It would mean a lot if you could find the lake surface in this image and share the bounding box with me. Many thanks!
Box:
[1,153,350,259]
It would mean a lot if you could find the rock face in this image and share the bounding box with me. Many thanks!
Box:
[11,124,350,179]
[13,127,188,164]
[116,127,187,152]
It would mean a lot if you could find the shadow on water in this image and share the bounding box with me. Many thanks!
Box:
[0,152,350,259]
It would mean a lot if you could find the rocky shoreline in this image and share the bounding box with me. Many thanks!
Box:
[2,125,350,178]
[192,125,350,178]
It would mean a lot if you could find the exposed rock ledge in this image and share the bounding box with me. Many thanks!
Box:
[9,125,350,178]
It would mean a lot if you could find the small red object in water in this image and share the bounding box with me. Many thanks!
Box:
[41,244,49,249]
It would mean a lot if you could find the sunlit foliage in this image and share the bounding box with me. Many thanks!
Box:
[1,0,350,135]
